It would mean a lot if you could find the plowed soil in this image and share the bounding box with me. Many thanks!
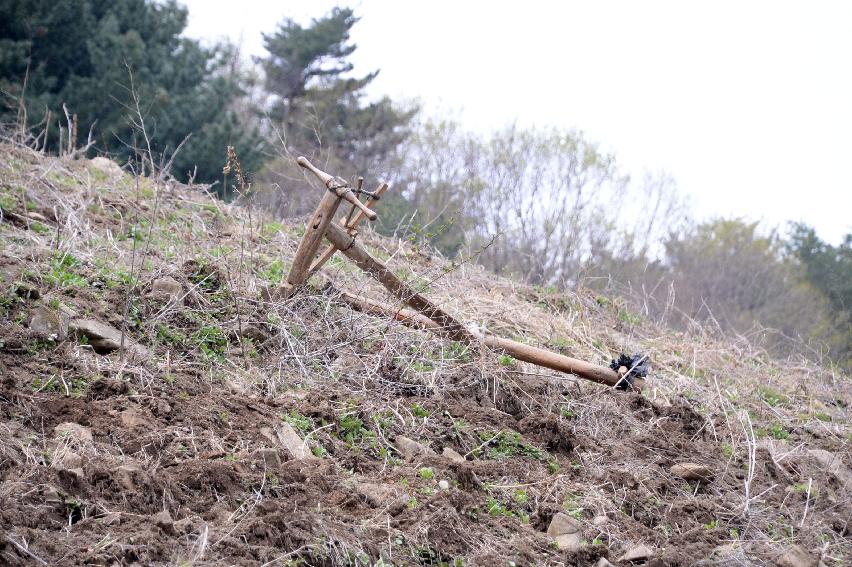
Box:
[1,144,849,566]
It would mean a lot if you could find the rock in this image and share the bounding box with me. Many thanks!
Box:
[152,510,176,535]
[547,512,583,552]
[56,301,78,318]
[438,479,450,491]
[54,422,93,442]
[618,544,655,563]
[548,512,582,536]
[69,318,149,357]
[356,482,397,507]
[275,423,313,461]
[592,514,609,527]
[442,447,466,463]
[553,532,582,552]
[670,462,713,482]
[807,449,852,491]
[395,435,435,461]
[595,559,616,567]
[256,448,281,469]
[90,156,124,177]
[778,545,817,567]
[120,408,151,429]
[150,277,183,301]
[28,305,64,339]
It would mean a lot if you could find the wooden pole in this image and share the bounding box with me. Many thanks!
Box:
[285,187,344,293]
[324,222,476,343]
[297,157,377,220]
[292,157,641,391]
[286,157,375,295]
[336,289,638,390]
[309,182,389,276]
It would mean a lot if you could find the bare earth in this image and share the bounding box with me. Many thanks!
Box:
[0,144,849,566]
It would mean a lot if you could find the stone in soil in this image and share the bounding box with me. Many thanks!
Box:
[547,512,582,552]
[618,544,655,563]
[395,435,435,460]
[28,305,64,339]
[777,545,817,567]
[271,423,314,461]
[150,276,183,301]
[54,422,93,442]
[442,447,466,463]
[68,318,149,357]
[90,156,124,177]
[670,462,713,481]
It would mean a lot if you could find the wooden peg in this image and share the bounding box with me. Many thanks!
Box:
[297,157,377,221]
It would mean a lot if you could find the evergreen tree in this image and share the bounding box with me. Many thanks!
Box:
[0,0,265,189]
[788,224,852,369]
[255,7,416,215]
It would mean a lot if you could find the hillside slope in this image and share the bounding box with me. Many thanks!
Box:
[0,144,849,566]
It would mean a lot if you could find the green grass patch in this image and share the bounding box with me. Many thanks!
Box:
[475,430,547,461]
[757,385,790,407]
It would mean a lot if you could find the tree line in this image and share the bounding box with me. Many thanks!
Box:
[1,1,849,370]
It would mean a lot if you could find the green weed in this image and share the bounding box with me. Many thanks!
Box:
[757,385,789,407]
[282,411,313,434]
[192,325,227,360]
[411,403,429,418]
[46,253,87,288]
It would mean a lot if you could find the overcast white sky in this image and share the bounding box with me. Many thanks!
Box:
[182,0,851,243]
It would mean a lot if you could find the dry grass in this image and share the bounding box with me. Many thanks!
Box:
[0,141,849,566]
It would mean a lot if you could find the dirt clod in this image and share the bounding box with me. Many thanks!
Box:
[618,544,655,563]
[152,510,176,535]
[669,462,714,482]
[777,545,818,567]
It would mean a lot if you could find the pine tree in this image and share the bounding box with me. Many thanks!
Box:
[0,0,265,187]
[258,7,415,179]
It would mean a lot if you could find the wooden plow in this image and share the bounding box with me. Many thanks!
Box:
[282,157,647,391]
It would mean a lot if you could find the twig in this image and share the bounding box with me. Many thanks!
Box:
[3,534,48,565]
[800,477,812,527]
